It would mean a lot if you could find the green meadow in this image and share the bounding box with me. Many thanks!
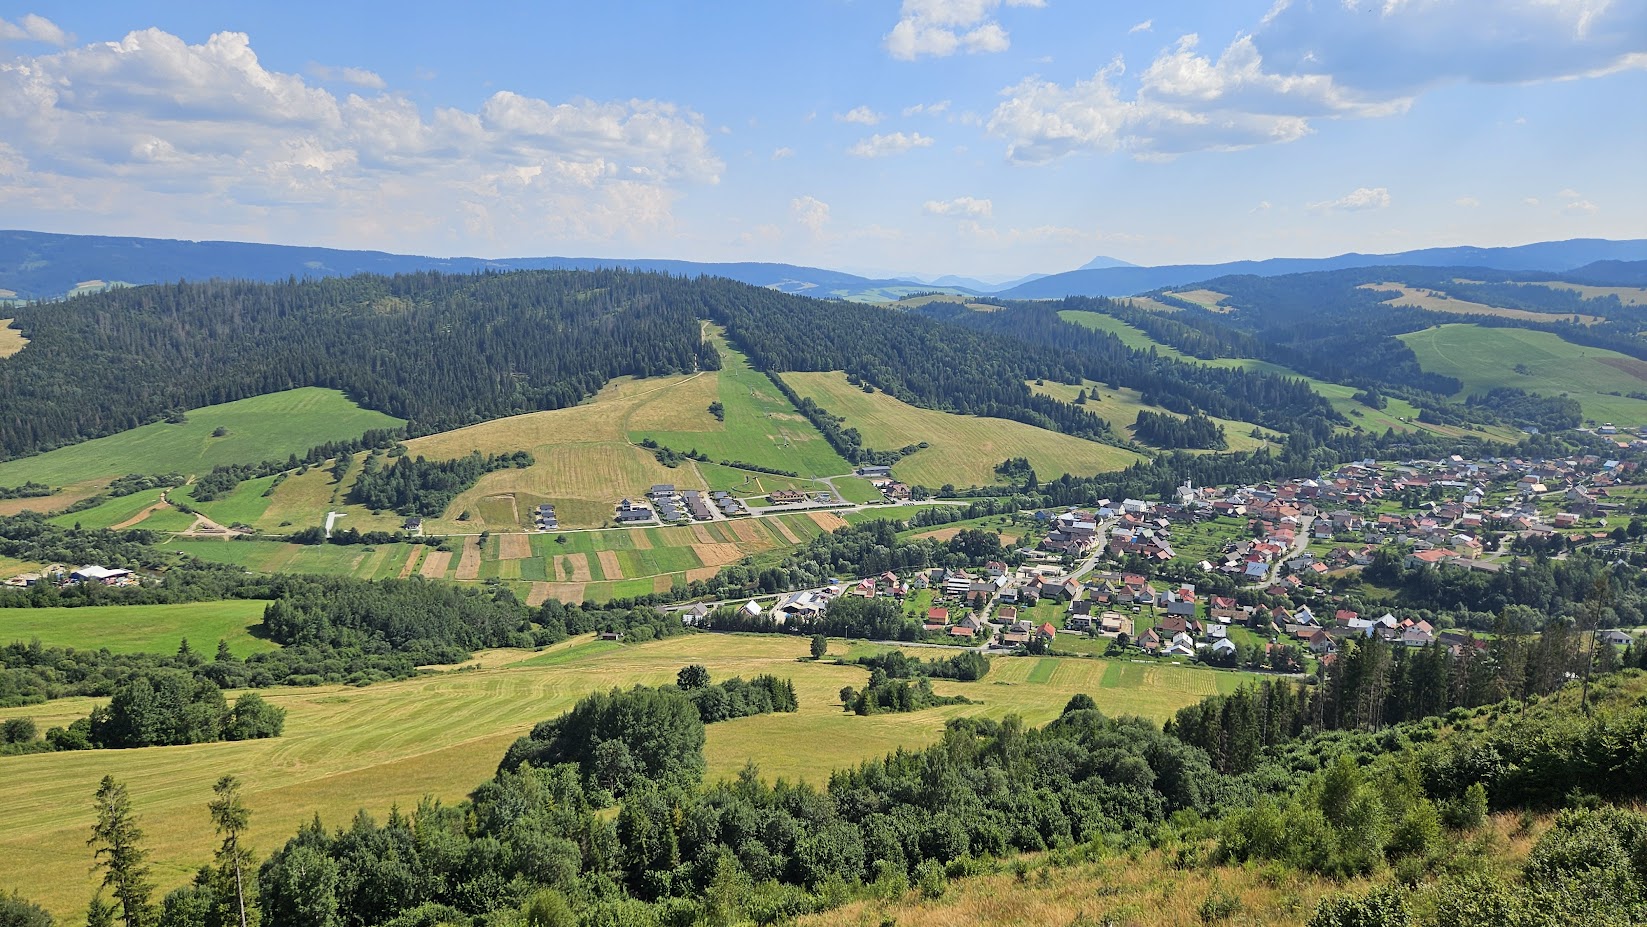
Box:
[0,600,274,657]
[0,388,404,489]
[1400,323,1647,424]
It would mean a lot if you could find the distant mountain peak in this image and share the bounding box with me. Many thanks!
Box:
[1077,255,1138,271]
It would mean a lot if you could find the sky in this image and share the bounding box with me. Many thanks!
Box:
[1,2,1644,280]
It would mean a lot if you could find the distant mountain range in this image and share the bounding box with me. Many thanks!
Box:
[995,239,1647,298]
[1,230,1643,303]
[0,230,926,302]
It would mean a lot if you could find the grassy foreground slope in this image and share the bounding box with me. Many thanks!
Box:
[0,633,1243,918]
[1400,322,1647,424]
[0,601,274,658]
[784,371,1144,488]
[0,388,403,491]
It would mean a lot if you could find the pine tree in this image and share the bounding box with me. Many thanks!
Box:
[88,776,153,927]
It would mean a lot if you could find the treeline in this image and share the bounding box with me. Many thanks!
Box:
[1132,409,1227,450]
[0,481,52,499]
[1171,621,1627,775]
[841,670,973,715]
[347,450,534,516]
[0,270,716,461]
[45,669,284,751]
[675,663,799,724]
[849,648,990,681]
[1465,386,1583,431]
[1363,546,1647,625]
[0,513,178,573]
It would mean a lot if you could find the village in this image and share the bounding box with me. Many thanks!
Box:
[665,451,1647,670]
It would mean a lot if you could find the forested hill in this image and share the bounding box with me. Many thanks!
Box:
[0,229,921,301]
[0,271,714,459]
[0,268,1345,463]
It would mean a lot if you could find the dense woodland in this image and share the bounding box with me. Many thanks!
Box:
[348,450,534,516]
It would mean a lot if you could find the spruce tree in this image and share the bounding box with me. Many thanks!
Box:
[88,776,153,927]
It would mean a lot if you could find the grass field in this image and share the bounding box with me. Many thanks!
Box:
[783,372,1143,488]
[631,333,852,479]
[1057,309,1520,442]
[0,633,1248,918]
[0,601,274,658]
[1163,288,1233,311]
[0,389,404,494]
[1362,283,1601,324]
[0,318,25,357]
[1400,323,1647,424]
[1028,379,1279,454]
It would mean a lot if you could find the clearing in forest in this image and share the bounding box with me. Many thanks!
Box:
[0,319,26,357]
[1400,323,1647,424]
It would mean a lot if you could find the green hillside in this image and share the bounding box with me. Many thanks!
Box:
[0,388,403,488]
[1400,323,1647,424]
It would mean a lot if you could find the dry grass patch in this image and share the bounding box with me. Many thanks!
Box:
[1363,283,1602,324]
[693,542,746,566]
[497,533,532,560]
[1166,288,1233,311]
[525,583,552,606]
[911,526,962,542]
[690,524,714,543]
[419,550,452,579]
[555,554,593,583]
[767,517,801,545]
[728,519,765,544]
[809,511,847,531]
[595,550,623,579]
[396,546,423,579]
[0,320,28,358]
[453,537,482,580]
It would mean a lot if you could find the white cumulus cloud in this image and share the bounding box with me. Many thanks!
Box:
[1129,19,1153,34]
[0,28,723,252]
[884,0,1047,61]
[0,13,69,45]
[1309,187,1391,211]
[847,132,935,157]
[988,1,1647,161]
[923,196,993,218]
[836,105,885,125]
[306,63,387,89]
[791,195,831,234]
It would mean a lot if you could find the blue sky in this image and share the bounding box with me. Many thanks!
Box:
[1,2,1643,279]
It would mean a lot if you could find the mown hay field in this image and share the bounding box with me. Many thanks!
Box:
[0,632,1249,919]
[783,372,1144,488]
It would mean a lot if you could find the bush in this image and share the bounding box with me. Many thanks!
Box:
[914,859,947,899]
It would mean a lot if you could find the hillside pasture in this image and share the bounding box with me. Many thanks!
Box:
[1400,323,1647,424]
[632,334,852,479]
[783,371,1143,488]
[0,601,274,658]
[0,389,404,501]
[1164,288,1233,311]
[1057,309,1520,441]
[1028,379,1280,453]
[1362,283,1602,324]
[0,633,1250,919]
